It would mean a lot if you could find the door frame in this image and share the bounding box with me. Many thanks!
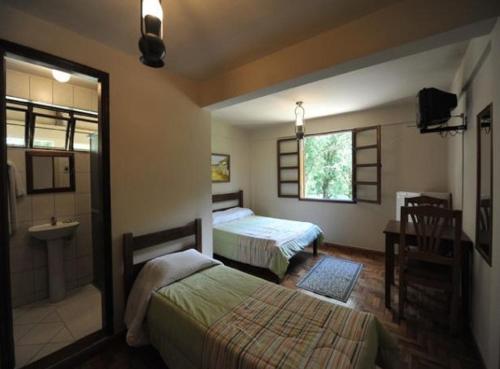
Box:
[0,39,113,369]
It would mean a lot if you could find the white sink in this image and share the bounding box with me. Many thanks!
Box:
[29,221,79,302]
[29,221,80,240]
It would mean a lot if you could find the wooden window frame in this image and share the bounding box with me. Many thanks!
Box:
[353,125,382,204]
[277,125,381,204]
[299,128,355,204]
[5,97,98,152]
[277,138,300,198]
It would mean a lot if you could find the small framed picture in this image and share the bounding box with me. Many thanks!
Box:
[211,153,230,183]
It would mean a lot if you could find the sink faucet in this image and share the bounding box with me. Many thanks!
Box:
[51,216,57,226]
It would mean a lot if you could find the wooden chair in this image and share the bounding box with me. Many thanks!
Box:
[404,195,450,209]
[399,205,463,334]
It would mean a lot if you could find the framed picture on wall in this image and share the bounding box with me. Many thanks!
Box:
[211,153,230,183]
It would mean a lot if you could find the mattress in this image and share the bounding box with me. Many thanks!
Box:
[146,265,398,369]
[213,215,323,278]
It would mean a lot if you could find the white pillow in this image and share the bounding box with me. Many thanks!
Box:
[125,249,221,346]
[213,207,254,225]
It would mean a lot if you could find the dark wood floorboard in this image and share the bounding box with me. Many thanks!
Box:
[75,244,483,369]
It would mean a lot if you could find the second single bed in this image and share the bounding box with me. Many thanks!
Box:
[212,191,323,279]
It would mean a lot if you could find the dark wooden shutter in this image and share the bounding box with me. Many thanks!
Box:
[353,125,381,204]
[277,137,299,198]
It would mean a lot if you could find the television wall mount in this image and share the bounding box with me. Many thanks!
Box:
[420,113,467,134]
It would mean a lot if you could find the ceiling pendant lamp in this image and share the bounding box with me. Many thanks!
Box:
[139,0,166,68]
[295,101,305,140]
[52,69,71,83]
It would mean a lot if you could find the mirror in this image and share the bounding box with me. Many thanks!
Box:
[476,104,493,266]
[26,150,75,194]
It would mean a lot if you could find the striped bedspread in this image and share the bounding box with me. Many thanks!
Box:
[202,283,398,369]
[214,215,323,278]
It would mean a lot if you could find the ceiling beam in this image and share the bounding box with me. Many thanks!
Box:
[200,0,499,110]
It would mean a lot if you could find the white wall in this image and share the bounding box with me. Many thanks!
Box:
[249,101,449,251]
[211,121,251,206]
[0,4,212,330]
[447,21,500,369]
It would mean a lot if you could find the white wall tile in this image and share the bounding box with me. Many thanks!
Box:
[64,259,77,290]
[53,81,74,107]
[7,148,26,173]
[54,193,75,217]
[11,271,35,307]
[32,244,47,269]
[6,69,30,99]
[30,76,53,104]
[33,268,48,294]
[9,221,31,249]
[75,194,91,215]
[10,244,33,273]
[32,194,55,221]
[76,256,92,280]
[74,153,90,173]
[73,86,92,111]
[76,172,90,194]
[16,196,32,224]
[63,238,77,261]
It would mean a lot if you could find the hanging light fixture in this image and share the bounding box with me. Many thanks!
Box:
[52,69,71,83]
[295,101,305,140]
[139,0,166,68]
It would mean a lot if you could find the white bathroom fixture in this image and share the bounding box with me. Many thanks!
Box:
[29,221,79,302]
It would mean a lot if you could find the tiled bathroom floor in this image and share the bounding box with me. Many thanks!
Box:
[13,284,102,368]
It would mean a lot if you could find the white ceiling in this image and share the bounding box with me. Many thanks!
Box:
[3,0,400,79]
[211,41,468,128]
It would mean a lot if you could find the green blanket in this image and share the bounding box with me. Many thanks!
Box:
[147,265,398,369]
[213,215,323,278]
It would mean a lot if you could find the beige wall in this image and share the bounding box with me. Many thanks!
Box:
[0,4,212,330]
[447,22,500,369]
[211,121,251,207]
[248,102,449,251]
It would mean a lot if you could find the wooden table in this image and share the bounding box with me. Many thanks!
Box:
[383,220,473,317]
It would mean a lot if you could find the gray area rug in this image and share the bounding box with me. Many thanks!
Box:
[297,257,363,302]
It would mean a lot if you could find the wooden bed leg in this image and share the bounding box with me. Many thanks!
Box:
[313,238,318,256]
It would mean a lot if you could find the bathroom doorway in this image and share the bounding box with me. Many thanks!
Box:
[0,41,112,369]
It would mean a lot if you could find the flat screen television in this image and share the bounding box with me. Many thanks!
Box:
[417,88,457,129]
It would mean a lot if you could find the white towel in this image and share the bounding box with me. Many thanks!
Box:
[7,160,26,235]
[8,160,26,197]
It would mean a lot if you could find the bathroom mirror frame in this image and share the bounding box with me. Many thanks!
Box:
[0,40,113,369]
[26,150,76,194]
[475,103,493,266]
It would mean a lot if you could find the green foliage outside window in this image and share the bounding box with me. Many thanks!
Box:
[303,131,353,201]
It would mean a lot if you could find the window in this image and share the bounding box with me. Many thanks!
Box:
[73,118,98,152]
[4,98,98,152]
[32,108,70,150]
[277,125,381,204]
[302,131,353,201]
[6,103,27,147]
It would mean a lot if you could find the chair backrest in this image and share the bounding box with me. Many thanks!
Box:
[399,206,462,265]
[404,195,450,209]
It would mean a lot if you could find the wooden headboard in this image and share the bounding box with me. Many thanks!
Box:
[123,219,202,299]
[212,190,243,212]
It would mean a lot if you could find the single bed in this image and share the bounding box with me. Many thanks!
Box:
[212,191,324,279]
[123,220,399,369]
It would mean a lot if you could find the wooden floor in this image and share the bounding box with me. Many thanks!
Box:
[76,244,483,369]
